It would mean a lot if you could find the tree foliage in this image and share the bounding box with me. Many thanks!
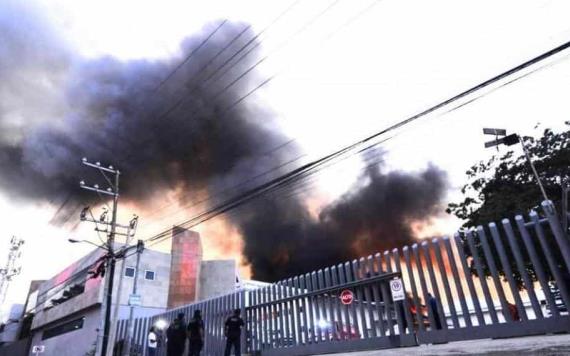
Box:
[447,123,570,287]
[448,123,570,227]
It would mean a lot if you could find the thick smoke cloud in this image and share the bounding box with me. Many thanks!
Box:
[0,1,284,215]
[0,1,448,280]
[238,163,448,281]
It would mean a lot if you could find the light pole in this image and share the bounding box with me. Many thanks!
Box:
[68,238,106,249]
[483,128,549,202]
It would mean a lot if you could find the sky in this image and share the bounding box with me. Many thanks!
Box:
[1,0,570,316]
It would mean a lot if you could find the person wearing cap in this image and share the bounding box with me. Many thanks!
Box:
[166,313,187,356]
[187,309,205,356]
[224,309,244,356]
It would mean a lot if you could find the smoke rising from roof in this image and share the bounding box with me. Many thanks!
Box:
[0,1,448,280]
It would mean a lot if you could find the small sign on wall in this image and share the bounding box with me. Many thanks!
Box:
[32,345,45,354]
[129,294,142,306]
[390,278,405,301]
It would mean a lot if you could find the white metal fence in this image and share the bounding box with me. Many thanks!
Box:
[117,200,570,355]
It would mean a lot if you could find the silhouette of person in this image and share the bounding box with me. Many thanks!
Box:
[224,309,245,356]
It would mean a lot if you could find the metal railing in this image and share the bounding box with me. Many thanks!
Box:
[118,200,570,355]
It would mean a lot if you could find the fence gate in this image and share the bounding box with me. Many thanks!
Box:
[246,258,418,355]
[246,200,570,355]
[402,201,570,345]
[118,200,570,355]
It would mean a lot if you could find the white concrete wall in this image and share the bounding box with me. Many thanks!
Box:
[28,307,100,356]
[197,260,237,300]
[113,249,171,309]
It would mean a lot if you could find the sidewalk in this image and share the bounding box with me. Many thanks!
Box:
[313,334,570,355]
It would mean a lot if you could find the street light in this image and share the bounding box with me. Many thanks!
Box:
[154,319,168,330]
[68,238,108,250]
[483,128,549,202]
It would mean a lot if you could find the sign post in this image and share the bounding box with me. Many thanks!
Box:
[390,278,405,301]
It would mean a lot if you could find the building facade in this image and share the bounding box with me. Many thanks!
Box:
[27,247,171,356]
[0,227,244,356]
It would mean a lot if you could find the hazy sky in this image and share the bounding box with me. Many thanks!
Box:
[1,0,570,315]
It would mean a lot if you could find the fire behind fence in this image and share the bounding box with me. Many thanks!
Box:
[115,201,570,355]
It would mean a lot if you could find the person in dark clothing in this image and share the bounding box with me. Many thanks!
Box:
[427,293,442,329]
[187,309,205,356]
[166,313,187,356]
[224,308,245,356]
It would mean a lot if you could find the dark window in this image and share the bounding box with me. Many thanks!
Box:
[42,317,84,340]
[144,270,155,281]
[43,273,87,310]
[125,267,135,278]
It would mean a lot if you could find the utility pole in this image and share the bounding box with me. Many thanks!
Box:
[0,237,24,306]
[123,239,144,356]
[79,158,129,356]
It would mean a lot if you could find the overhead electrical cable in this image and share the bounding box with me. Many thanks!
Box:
[154,20,229,92]
[139,37,570,248]
[126,0,385,222]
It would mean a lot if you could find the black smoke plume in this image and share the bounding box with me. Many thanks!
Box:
[238,162,447,281]
[0,1,448,280]
[0,1,284,214]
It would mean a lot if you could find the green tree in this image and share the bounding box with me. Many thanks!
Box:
[447,123,570,287]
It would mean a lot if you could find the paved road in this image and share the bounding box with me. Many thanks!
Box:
[313,334,570,355]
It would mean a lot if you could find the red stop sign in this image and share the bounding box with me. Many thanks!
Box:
[340,289,354,305]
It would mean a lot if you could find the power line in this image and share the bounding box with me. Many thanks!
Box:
[152,0,351,143]
[140,37,570,248]
[217,0,382,117]
[123,0,383,222]
[208,0,342,105]
[154,20,229,92]
[143,142,306,220]
[58,0,376,232]
[152,0,306,123]
[51,0,370,225]
[153,23,254,122]
[144,137,393,248]
[49,20,235,224]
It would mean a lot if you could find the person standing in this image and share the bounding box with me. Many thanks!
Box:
[427,293,442,329]
[166,313,187,356]
[187,310,205,356]
[224,309,244,356]
[147,326,158,356]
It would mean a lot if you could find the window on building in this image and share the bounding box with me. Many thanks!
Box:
[42,317,84,340]
[41,270,88,310]
[125,267,135,278]
[144,270,155,281]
